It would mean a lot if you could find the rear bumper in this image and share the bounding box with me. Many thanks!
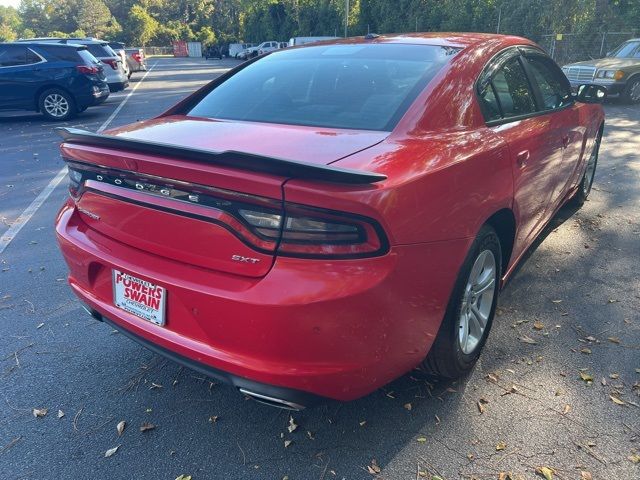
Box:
[108,81,129,92]
[55,201,469,402]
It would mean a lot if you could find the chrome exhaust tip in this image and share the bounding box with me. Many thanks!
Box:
[239,388,305,411]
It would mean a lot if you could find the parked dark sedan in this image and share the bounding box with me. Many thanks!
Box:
[0,42,110,120]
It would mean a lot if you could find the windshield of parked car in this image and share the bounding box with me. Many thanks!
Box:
[187,44,460,131]
[611,40,640,58]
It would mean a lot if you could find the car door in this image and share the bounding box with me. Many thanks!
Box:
[477,49,564,258]
[0,45,34,109]
[521,51,584,207]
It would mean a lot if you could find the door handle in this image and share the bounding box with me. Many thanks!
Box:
[516,150,530,168]
[562,134,570,148]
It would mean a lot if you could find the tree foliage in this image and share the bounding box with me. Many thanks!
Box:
[6,0,640,46]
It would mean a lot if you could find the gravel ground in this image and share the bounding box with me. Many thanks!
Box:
[0,58,638,480]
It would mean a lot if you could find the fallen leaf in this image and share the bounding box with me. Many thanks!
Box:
[284,440,292,448]
[367,459,381,475]
[416,437,427,443]
[150,382,163,389]
[610,396,625,406]
[580,348,592,354]
[628,453,640,463]
[536,466,554,480]
[434,415,441,425]
[496,441,507,451]
[117,420,126,436]
[403,403,412,411]
[551,299,562,303]
[486,373,499,383]
[140,422,156,432]
[104,446,120,458]
[287,416,298,433]
[581,471,592,480]
[32,408,48,418]
[477,401,485,414]
[562,404,571,414]
[36,323,44,329]
[175,476,192,480]
[533,321,544,330]
[579,372,593,382]
[607,337,621,344]
[554,388,565,396]
[519,335,538,345]
[306,431,314,440]
[57,410,64,418]
[359,420,367,427]
[585,336,596,342]
[609,373,620,379]
[208,415,219,424]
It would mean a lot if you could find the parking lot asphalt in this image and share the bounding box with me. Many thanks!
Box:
[0,57,638,480]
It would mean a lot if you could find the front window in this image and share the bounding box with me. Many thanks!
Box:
[186,44,460,131]
[610,40,640,58]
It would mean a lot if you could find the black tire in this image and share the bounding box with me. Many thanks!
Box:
[621,76,640,104]
[422,225,502,378]
[38,88,76,121]
[572,127,602,208]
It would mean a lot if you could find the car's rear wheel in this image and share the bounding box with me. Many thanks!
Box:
[422,225,501,378]
[572,128,602,207]
[622,77,640,104]
[39,89,76,121]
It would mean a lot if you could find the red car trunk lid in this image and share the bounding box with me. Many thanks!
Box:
[61,116,387,278]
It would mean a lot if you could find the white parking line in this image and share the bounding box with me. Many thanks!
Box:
[0,63,157,255]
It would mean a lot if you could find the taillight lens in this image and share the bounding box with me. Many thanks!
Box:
[64,162,388,259]
[238,203,386,258]
[103,59,118,70]
[132,53,141,62]
[76,65,100,75]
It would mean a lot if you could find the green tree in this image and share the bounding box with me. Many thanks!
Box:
[76,0,115,37]
[126,4,159,46]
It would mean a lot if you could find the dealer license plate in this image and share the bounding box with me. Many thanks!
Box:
[113,270,166,326]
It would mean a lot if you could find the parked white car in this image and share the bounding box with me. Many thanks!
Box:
[257,41,279,55]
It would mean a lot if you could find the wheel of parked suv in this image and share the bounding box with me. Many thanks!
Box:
[39,88,76,121]
[622,77,640,104]
[572,127,602,207]
[422,225,501,378]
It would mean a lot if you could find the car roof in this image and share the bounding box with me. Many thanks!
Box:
[311,32,533,49]
[17,37,108,45]
[4,41,86,50]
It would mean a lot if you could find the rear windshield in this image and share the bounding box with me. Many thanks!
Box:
[187,44,460,131]
[85,44,113,58]
[78,49,101,65]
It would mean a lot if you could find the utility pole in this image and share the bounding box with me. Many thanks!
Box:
[496,5,502,34]
[344,0,349,38]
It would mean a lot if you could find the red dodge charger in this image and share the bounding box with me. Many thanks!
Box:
[55,33,605,409]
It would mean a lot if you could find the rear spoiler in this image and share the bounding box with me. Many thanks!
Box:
[57,127,386,185]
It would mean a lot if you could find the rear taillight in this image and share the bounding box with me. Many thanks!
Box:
[103,59,118,70]
[65,162,388,259]
[132,53,142,62]
[76,65,100,75]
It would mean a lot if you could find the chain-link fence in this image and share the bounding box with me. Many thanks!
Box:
[539,32,637,66]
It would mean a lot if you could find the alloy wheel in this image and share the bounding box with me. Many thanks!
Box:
[458,249,496,355]
[43,93,69,118]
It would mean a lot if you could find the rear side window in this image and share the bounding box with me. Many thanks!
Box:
[491,58,536,118]
[525,56,572,110]
[0,45,28,67]
[26,49,42,64]
[187,44,460,131]
[478,82,502,121]
[38,46,80,62]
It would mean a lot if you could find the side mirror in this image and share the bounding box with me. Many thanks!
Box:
[575,84,607,104]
